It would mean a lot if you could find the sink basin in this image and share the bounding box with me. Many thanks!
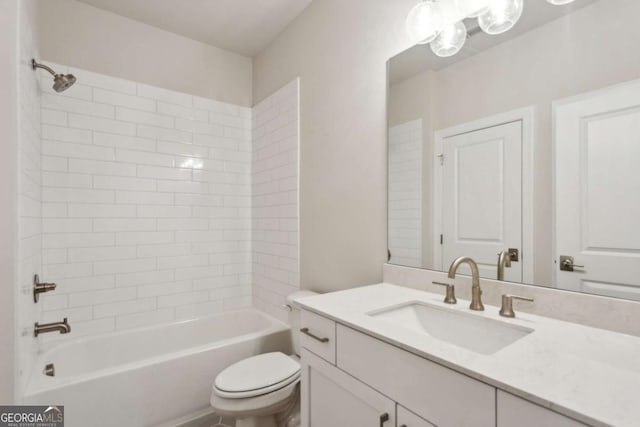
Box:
[368,302,533,355]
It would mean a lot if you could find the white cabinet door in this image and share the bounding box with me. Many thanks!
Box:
[554,79,640,300]
[397,405,435,427]
[336,325,495,427]
[301,348,395,427]
[442,120,523,281]
[497,391,586,427]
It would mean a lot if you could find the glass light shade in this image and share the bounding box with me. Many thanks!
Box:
[546,0,576,4]
[456,0,490,18]
[430,21,467,58]
[478,0,524,35]
[406,0,444,45]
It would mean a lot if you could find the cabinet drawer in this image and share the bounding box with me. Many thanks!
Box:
[300,310,336,364]
[497,391,586,427]
[336,324,495,427]
[398,405,435,427]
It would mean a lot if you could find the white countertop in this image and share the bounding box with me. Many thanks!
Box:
[297,283,640,427]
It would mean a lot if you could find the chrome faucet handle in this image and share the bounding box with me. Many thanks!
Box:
[432,281,457,304]
[499,294,534,318]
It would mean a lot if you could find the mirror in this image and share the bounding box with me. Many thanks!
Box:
[387,0,640,301]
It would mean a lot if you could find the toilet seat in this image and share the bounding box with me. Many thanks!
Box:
[214,352,301,399]
[210,379,299,418]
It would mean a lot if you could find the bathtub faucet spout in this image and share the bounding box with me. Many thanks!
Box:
[35,318,71,337]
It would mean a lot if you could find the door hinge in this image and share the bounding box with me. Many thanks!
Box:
[440,234,443,245]
[437,154,444,166]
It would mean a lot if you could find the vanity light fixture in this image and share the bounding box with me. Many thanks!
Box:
[405,0,444,44]
[431,21,468,57]
[455,0,489,17]
[546,0,576,4]
[406,0,573,57]
[478,0,524,35]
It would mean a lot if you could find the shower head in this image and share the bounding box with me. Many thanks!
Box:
[31,59,77,93]
[52,73,77,93]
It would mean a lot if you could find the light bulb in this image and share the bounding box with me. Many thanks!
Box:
[478,0,524,35]
[405,0,444,45]
[430,21,467,58]
[456,0,490,18]
[546,0,576,4]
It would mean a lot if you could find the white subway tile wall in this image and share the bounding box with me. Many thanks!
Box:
[388,120,423,268]
[40,64,254,341]
[252,79,300,323]
[17,0,42,395]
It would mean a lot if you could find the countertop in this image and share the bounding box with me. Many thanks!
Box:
[297,283,640,427]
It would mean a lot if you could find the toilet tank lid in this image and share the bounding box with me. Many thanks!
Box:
[286,290,318,307]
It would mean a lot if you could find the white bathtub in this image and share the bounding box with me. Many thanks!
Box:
[24,309,291,427]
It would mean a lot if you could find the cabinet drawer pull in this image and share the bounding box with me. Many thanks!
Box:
[399,425,407,427]
[379,412,389,426]
[300,327,329,343]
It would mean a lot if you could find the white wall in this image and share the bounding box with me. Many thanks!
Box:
[0,0,19,404]
[37,0,253,107]
[16,0,43,401]
[253,0,415,292]
[252,79,300,323]
[39,64,253,343]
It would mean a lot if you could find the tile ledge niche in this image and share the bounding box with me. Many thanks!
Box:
[384,263,640,337]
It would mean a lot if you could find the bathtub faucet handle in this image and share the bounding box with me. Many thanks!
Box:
[33,274,57,303]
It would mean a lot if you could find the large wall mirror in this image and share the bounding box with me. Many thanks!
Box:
[387,0,640,301]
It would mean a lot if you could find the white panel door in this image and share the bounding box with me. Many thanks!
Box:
[555,80,640,300]
[442,121,523,281]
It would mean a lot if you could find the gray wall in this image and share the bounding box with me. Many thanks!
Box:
[253,0,415,292]
[0,0,18,404]
[37,0,253,107]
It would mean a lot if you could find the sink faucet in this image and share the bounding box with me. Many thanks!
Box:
[34,318,71,337]
[448,256,484,311]
[497,250,512,281]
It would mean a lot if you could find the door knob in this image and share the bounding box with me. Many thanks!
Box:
[559,255,584,272]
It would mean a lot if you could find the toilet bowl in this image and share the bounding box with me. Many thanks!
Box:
[210,291,316,427]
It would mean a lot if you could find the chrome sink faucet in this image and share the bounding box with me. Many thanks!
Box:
[448,256,484,311]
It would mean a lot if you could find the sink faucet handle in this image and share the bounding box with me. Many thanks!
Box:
[432,281,457,304]
[499,294,534,318]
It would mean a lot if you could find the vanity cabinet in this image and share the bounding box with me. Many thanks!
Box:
[397,406,435,427]
[302,348,396,427]
[336,324,495,427]
[497,391,586,427]
[300,309,590,427]
[300,309,336,364]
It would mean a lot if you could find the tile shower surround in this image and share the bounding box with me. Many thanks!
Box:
[37,63,300,342]
[252,80,299,323]
[17,0,43,395]
[388,119,422,268]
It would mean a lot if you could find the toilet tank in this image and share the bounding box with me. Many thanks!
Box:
[286,291,318,355]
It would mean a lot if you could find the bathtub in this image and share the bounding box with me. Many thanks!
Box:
[24,309,291,427]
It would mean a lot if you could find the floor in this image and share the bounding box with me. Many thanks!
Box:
[178,412,236,427]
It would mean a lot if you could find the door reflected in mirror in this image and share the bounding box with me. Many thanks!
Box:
[387,0,640,301]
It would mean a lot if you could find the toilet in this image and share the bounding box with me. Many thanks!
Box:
[210,291,317,427]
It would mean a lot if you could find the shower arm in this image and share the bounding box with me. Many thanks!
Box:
[31,59,58,76]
